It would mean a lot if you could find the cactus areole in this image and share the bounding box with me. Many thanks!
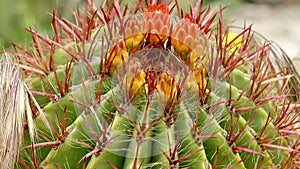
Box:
[9,0,300,169]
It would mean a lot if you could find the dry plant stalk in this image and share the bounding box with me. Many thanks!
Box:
[0,54,33,169]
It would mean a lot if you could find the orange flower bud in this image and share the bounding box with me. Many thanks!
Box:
[144,4,170,44]
[124,16,144,50]
[171,16,209,67]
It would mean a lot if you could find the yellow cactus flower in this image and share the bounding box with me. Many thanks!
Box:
[106,40,129,74]
[156,72,177,104]
[123,61,146,95]
[186,62,207,91]
[223,32,242,52]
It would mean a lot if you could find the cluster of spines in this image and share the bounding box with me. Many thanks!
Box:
[10,0,300,169]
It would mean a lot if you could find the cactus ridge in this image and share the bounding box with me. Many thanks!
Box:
[8,0,300,169]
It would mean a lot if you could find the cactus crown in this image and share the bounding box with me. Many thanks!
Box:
[4,0,300,169]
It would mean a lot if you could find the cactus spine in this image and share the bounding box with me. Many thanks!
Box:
[1,0,300,169]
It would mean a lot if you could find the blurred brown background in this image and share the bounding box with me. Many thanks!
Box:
[228,1,300,60]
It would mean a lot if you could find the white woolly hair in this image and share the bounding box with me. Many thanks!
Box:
[0,53,34,169]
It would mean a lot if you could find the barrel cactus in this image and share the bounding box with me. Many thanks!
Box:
[2,0,300,168]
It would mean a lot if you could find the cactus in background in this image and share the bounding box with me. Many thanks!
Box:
[2,0,300,168]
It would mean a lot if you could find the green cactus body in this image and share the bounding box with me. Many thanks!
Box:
[8,0,300,169]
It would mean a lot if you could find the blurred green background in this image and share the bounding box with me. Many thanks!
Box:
[0,0,54,49]
[0,0,87,51]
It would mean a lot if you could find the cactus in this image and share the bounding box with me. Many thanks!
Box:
[2,0,300,168]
